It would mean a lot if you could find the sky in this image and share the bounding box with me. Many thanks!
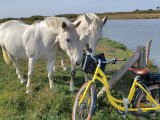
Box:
[0,0,160,19]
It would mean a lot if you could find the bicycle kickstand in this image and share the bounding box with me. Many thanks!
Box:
[122,98,130,119]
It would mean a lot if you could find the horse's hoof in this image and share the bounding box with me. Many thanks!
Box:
[20,80,26,84]
[53,89,57,92]
[70,88,75,92]
[18,75,21,79]
[70,90,75,93]
[63,67,67,71]
[50,87,57,92]
[53,67,56,72]
[26,89,32,94]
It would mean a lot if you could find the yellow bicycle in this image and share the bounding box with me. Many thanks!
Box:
[72,44,160,120]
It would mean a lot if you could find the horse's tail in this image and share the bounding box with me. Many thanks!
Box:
[2,49,10,64]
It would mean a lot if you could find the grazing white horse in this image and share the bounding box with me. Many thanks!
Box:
[0,17,81,93]
[57,13,108,91]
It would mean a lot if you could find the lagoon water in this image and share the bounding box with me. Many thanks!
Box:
[103,19,160,66]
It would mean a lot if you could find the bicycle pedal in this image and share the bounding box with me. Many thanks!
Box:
[123,98,130,113]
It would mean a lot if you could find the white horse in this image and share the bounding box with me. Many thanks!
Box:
[0,17,81,93]
[57,13,108,91]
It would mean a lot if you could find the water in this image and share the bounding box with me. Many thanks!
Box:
[103,19,160,66]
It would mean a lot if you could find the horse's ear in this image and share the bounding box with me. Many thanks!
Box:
[84,14,91,24]
[74,21,81,28]
[84,14,90,22]
[102,16,108,25]
[62,22,67,29]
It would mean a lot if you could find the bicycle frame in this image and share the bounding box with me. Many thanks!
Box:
[79,66,160,113]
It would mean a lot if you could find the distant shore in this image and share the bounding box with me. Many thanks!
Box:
[98,10,160,20]
[56,10,160,21]
[0,10,160,24]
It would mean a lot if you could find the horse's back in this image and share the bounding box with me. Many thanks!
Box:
[0,20,28,32]
[0,20,29,59]
[0,20,29,44]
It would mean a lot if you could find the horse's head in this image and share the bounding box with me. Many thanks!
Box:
[73,13,108,53]
[56,19,81,66]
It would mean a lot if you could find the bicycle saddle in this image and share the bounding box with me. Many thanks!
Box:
[129,67,150,75]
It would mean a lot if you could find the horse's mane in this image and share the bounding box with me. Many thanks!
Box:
[44,17,72,30]
[32,20,41,26]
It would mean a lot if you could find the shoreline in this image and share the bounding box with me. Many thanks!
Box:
[98,10,160,20]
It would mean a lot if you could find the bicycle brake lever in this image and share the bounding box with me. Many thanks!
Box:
[112,58,116,64]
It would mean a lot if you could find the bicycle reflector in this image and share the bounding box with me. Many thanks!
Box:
[140,103,143,108]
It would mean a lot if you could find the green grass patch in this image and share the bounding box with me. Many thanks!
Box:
[102,38,127,51]
[0,38,158,120]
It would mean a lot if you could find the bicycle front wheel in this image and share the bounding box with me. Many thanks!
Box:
[72,82,97,120]
[134,84,160,120]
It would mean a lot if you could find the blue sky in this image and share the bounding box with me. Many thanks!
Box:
[0,0,159,19]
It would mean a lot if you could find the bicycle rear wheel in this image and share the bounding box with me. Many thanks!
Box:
[134,84,160,120]
[72,82,97,120]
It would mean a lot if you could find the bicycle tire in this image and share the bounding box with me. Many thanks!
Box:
[72,82,97,120]
[134,84,160,120]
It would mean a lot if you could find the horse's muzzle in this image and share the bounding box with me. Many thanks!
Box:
[76,61,81,66]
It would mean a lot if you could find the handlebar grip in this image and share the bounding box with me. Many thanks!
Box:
[116,58,126,61]
[86,43,89,50]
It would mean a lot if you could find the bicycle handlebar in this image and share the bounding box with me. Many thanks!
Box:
[115,58,126,61]
[85,43,126,64]
[89,53,126,64]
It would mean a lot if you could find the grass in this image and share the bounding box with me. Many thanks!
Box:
[101,38,127,51]
[0,38,158,120]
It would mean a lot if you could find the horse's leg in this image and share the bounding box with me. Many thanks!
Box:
[26,58,36,94]
[61,51,67,71]
[53,58,56,72]
[70,62,76,92]
[85,73,89,82]
[8,54,25,83]
[47,59,56,92]
[15,59,25,82]
[16,68,20,79]
[16,59,19,77]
